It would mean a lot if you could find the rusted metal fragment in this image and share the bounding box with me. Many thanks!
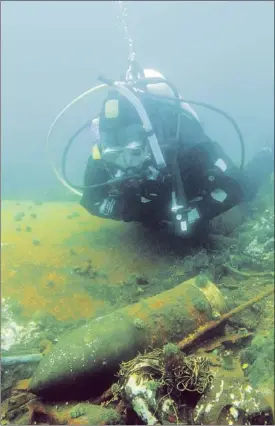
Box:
[197,331,253,352]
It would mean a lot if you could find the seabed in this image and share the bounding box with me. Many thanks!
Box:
[1,189,274,424]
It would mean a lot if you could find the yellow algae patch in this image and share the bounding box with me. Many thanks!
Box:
[72,293,105,318]
[1,200,177,283]
[41,271,66,291]
[2,201,144,279]
[2,201,93,266]
[5,281,105,322]
[49,293,105,321]
[1,200,187,323]
[1,260,107,322]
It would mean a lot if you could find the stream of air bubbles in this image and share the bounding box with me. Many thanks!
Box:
[113,0,136,62]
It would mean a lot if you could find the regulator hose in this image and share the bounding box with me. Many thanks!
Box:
[46,84,108,197]
[180,99,245,171]
[126,77,245,171]
[61,119,134,191]
[132,86,246,171]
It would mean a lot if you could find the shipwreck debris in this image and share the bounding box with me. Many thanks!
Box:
[118,345,213,425]
[193,371,274,425]
[177,286,274,352]
[116,344,274,425]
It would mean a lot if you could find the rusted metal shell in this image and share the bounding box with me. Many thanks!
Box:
[29,278,226,400]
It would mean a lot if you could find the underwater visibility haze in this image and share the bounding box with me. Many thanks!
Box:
[1,1,274,425]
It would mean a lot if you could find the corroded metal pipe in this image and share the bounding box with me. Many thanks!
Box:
[2,354,43,366]
[29,278,226,400]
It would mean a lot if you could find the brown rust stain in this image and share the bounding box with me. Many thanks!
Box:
[13,379,31,392]
[148,318,168,347]
[148,298,166,310]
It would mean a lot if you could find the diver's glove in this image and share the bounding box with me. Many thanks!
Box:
[98,195,120,219]
[98,182,142,222]
[171,203,201,237]
[119,178,142,222]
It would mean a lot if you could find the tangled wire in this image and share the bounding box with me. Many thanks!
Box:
[165,355,213,395]
[118,347,213,398]
[118,349,165,385]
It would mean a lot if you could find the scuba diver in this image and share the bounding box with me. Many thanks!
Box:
[57,59,274,238]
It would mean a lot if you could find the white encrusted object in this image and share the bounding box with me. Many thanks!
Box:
[1,298,39,351]
[124,373,159,425]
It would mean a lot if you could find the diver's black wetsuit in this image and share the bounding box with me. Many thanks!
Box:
[80,93,274,233]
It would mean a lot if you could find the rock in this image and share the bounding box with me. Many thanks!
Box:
[193,369,274,425]
[28,401,122,425]
[67,212,80,219]
[209,204,248,236]
[229,309,260,331]
[14,212,25,222]
[1,390,37,424]
[70,404,122,425]
[241,329,274,395]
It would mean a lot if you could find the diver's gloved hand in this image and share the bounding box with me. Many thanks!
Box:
[98,195,121,219]
[120,180,142,222]
[171,204,201,237]
[98,184,142,222]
